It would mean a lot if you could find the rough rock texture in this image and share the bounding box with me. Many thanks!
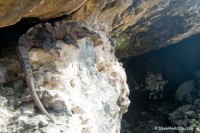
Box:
[0,0,200,132]
[96,0,200,58]
[0,35,130,132]
[0,0,89,27]
[144,72,167,100]
[168,104,199,132]
[175,80,197,104]
[0,0,200,58]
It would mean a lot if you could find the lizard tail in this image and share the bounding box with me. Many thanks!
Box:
[26,76,54,123]
[17,35,54,123]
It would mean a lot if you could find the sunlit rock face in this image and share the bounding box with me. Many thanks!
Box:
[0,0,88,27]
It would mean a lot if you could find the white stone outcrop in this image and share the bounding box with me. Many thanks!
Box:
[0,33,130,132]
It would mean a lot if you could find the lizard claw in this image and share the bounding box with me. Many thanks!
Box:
[63,36,79,48]
[54,46,62,57]
[42,42,62,57]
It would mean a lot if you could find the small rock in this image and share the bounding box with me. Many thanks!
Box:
[117,97,130,108]
[71,106,83,114]
[65,109,73,116]
[13,80,23,90]
[51,99,66,113]
[17,115,29,127]
[20,94,32,103]
[81,128,90,133]
[196,127,200,133]
[0,96,7,108]
[169,105,195,126]
[175,80,197,104]
[20,104,35,116]
[38,115,49,127]
[40,126,61,133]
[14,98,22,106]
[17,115,40,131]
[0,87,14,96]
[185,111,195,116]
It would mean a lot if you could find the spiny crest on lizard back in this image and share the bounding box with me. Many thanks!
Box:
[49,20,95,40]
[51,20,96,40]
[43,21,77,40]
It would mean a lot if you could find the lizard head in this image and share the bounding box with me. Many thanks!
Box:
[70,25,97,41]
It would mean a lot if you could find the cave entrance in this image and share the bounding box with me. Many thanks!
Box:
[122,33,200,132]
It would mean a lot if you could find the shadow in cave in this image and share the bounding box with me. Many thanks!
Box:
[0,15,71,54]
[122,33,200,132]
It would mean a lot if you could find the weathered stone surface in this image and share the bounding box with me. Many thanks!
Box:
[0,0,200,132]
[0,33,130,132]
[84,0,200,58]
[111,0,200,58]
[175,80,197,104]
[0,96,7,108]
[0,108,14,132]
[169,104,195,126]
[0,0,88,27]
[20,103,35,116]
[1,0,200,59]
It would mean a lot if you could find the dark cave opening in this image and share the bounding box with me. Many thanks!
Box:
[122,33,200,132]
[0,15,71,51]
[0,20,38,58]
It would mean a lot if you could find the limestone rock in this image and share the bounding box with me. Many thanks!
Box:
[0,108,13,132]
[0,33,130,132]
[1,0,199,132]
[20,103,35,116]
[26,36,129,132]
[38,115,49,127]
[175,80,197,104]
[0,96,7,108]
[15,115,49,132]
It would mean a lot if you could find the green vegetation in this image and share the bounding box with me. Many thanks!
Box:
[115,33,130,50]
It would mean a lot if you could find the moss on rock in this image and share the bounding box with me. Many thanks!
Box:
[115,33,130,50]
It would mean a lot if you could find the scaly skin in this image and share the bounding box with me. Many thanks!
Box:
[17,21,96,122]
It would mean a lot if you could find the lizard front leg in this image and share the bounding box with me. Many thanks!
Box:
[63,36,79,48]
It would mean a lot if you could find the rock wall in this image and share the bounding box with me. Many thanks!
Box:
[0,0,200,132]
[0,0,200,58]
[0,0,132,132]
[0,33,130,132]
[0,0,89,27]
[111,0,200,58]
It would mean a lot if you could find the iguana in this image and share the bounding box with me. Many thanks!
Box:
[17,21,96,122]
